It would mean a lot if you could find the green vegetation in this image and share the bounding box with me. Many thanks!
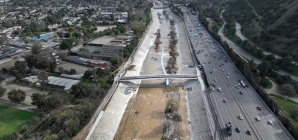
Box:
[0,106,35,136]
[224,0,298,61]
[272,96,294,116]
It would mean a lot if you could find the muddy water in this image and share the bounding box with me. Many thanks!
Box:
[114,87,189,140]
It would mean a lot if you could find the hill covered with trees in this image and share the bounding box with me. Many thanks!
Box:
[224,0,298,60]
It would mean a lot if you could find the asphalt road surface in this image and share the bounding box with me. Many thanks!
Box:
[181,7,294,140]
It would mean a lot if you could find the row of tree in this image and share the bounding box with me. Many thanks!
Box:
[166,19,179,74]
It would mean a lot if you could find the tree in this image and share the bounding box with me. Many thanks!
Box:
[265,54,275,62]
[60,38,74,50]
[258,61,270,77]
[16,73,23,80]
[291,107,298,122]
[83,70,93,79]
[70,69,76,74]
[57,50,68,60]
[38,71,48,87]
[154,38,162,48]
[279,55,293,69]
[24,38,29,45]
[49,58,57,72]
[0,85,6,97]
[31,93,46,110]
[31,93,60,111]
[111,54,123,66]
[2,68,7,73]
[70,82,94,98]
[32,43,43,54]
[279,84,296,96]
[8,89,26,103]
[24,54,39,70]
[14,61,27,73]
[58,67,64,73]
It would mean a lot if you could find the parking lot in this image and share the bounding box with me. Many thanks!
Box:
[57,62,91,74]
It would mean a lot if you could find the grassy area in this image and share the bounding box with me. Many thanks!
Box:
[0,106,35,136]
[271,96,294,116]
[273,45,282,51]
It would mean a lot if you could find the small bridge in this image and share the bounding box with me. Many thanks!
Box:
[118,74,197,81]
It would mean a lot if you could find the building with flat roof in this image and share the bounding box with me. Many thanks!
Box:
[38,76,80,91]
[65,56,109,69]
[82,36,133,59]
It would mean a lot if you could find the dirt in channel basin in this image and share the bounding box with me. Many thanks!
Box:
[114,87,190,140]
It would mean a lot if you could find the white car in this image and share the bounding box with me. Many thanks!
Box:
[255,116,260,121]
[239,115,243,120]
[211,87,215,91]
[227,76,230,79]
[268,120,273,125]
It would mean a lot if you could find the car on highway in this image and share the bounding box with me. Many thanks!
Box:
[214,79,217,82]
[239,114,243,120]
[247,130,251,135]
[268,120,273,125]
[235,127,240,133]
[240,91,243,94]
[211,87,215,91]
[223,99,227,103]
[227,76,230,79]
[218,87,222,92]
[255,116,260,121]
[257,106,261,110]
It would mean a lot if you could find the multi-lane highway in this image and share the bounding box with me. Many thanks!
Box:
[180,7,294,140]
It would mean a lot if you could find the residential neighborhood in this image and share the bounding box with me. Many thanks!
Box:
[0,0,152,139]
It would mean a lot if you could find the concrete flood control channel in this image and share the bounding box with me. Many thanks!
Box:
[87,6,212,140]
[115,8,190,139]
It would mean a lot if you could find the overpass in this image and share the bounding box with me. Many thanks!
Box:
[118,74,197,81]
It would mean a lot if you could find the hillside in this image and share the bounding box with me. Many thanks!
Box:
[223,0,298,59]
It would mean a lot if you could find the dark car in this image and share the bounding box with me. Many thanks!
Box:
[257,106,261,110]
[236,127,240,133]
[247,130,251,135]
[240,91,243,94]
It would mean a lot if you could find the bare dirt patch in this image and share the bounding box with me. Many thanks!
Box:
[1,84,48,105]
[114,87,189,140]
[95,25,117,33]
[56,61,90,74]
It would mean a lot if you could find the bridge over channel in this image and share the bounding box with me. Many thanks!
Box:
[118,74,197,81]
